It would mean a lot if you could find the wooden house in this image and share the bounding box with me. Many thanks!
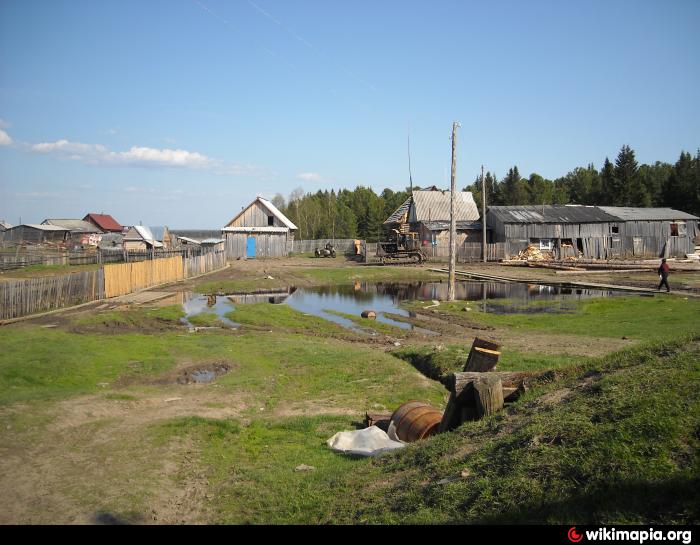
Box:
[42,219,102,247]
[83,213,123,233]
[3,224,70,244]
[383,188,482,247]
[123,225,164,251]
[487,205,699,259]
[222,197,297,259]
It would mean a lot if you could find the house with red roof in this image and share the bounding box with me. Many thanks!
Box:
[83,213,123,233]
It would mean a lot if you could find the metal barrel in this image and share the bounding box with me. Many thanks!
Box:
[390,401,443,443]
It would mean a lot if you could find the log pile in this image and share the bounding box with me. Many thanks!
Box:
[515,245,552,261]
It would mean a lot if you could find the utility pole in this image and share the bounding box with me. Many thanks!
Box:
[448,121,460,302]
[482,165,487,263]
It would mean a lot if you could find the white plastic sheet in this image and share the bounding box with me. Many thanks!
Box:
[327,426,406,457]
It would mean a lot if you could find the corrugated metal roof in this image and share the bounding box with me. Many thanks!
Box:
[222,226,289,233]
[149,226,166,241]
[83,213,122,231]
[488,205,620,223]
[201,238,225,244]
[20,224,70,231]
[383,196,412,225]
[411,190,480,222]
[176,236,201,244]
[42,219,102,233]
[599,206,699,221]
[125,225,157,241]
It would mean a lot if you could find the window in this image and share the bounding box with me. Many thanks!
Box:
[670,222,686,237]
[539,239,554,251]
[267,216,274,226]
[611,226,619,234]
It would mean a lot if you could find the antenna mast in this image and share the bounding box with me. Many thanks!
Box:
[407,123,414,192]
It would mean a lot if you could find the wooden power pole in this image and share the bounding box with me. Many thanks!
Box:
[482,165,487,263]
[448,121,460,301]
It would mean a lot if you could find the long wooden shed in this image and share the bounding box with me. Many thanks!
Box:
[487,205,699,259]
[222,197,298,259]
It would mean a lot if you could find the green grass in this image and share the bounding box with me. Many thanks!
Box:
[151,415,368,524]
[72,304,185,330]
[392,344,588,382]
[324,309,408,336]
[0,263,102,279]
[405,295,700,341]
[225,302,355,338]
[337,337,700,524]
[186,312,227,327]
[0,323,444,410]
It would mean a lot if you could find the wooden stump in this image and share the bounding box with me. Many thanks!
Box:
[472,375,504,418]
[464,337,501,372]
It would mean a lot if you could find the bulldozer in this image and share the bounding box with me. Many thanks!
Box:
[377,228,427,265]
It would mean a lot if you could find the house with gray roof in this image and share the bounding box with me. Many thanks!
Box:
[487,205,699,259]
[383,188,482,248]
[222,196,298,258]
[123,225,164,251]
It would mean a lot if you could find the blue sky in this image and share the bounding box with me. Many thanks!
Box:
[1,0,698,228]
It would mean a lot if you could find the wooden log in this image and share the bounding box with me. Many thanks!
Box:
[464,337,501,372]
[438,392,461,433]
[473,375,504,417]
[364,411,392,430]
[464,346,501,373]
[449,371,536,398]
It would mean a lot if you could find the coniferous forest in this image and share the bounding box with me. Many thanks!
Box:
[279,146,700,242]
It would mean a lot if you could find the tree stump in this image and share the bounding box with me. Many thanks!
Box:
[464,337,501,372]
[472,375,504,418]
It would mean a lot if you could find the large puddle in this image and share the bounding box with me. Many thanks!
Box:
[177,280,634,334]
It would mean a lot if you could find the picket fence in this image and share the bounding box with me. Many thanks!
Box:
[0,251,226,320]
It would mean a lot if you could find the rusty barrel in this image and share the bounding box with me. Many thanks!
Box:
[390,401,443,443]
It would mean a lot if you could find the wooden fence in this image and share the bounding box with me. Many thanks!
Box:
[0,269,104,320]
[103,256,184,298]
[184,251,226,278]
[1,251,228,320]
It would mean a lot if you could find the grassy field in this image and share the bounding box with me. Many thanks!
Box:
[1,263,698,524]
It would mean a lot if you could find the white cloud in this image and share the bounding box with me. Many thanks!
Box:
[14,191,59,198]
[0,129,12,146]
[296,172,325,182]
[27,137,268,177]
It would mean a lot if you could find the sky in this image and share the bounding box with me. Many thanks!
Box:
[1,0,698,228]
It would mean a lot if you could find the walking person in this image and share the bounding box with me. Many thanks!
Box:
[657,258,671,292]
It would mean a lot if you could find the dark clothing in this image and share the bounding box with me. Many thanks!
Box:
[657,262,670,292]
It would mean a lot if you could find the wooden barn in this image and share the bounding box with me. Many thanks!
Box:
[3,224,70,244]
[487,205,699,259]
[222,197,297,259]
[383,188,482,246]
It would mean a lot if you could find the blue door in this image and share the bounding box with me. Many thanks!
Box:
[246,236,256,258]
